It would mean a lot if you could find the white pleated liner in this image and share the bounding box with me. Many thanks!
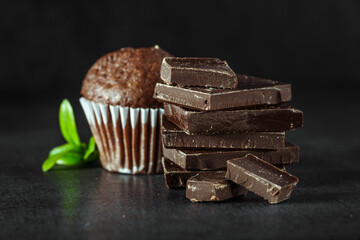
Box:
[80,97,164,174]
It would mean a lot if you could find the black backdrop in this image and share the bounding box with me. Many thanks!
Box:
[1,0,360,102]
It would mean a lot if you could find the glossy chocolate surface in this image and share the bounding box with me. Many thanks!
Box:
[162,142,299,170]
[160,57,237,89]
[164,103,303,134]
[161,116,285,150]
[186,171,247,202]
[154,74,291,111]
[226,154,299,204]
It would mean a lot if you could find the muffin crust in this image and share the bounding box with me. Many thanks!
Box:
[81,46,172,108]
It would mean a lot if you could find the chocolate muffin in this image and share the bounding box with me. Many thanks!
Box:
[80,46,172,174]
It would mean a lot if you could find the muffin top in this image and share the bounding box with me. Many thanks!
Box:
[81,46,172,108]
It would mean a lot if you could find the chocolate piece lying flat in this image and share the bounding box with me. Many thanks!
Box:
[161,157,201,189]
[160,57,238,89]
[164,103,303,134]
[162,142,299,170]
[186,171,247,202]
[226,154,299,204]
[154,74,291,111]
[162,116,285,150]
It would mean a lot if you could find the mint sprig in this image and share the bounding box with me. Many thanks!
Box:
[59,99,81,146]
[42,99,98,172]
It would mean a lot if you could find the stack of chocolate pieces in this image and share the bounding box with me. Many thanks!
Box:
[154,57,303,204]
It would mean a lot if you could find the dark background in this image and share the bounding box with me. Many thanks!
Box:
[2,0,360,100]
[1,0,360,239]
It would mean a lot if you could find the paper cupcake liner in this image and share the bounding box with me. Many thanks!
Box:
[80,97,164,174]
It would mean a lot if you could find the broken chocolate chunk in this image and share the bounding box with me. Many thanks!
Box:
[186,171,247,202]
[160,57,238,89]
[225,154,299,204]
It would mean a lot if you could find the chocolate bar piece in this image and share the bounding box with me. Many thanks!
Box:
[162,116,285,150]
[226,154,299,204]
[162,142,299,170]
[160,57,238,89]
[162,157,201,189]
[164,103,303,134]
[154,74,291,111]
[186,171,247,202]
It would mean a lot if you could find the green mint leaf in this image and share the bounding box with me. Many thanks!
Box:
[42,151,68,172]
[56,152,83,166]
[84,137,96,161]
[42,99,100,172]
[49,143,80,157]
[85,147,99,163]
[59,99,81,146]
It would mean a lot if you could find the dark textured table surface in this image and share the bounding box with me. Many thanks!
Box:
[1,85,360,240]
